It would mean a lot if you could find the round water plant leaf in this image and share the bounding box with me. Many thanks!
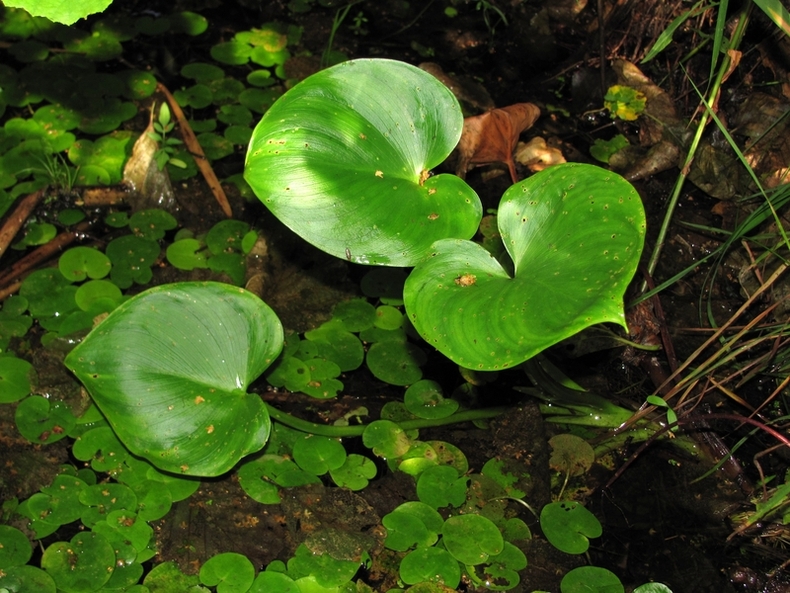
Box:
[560,566,624,593]
[549,433,595,477]
[329,454,376,490]
[292,434,346,475]
[400,547,461,588]
[0,525,32,567]
[540,501,602,555]
[0,355,34,403]
[15,395,75,444]
[416,465,467,509]
[41,531,116,593]
[404,380,458,419]
[404,163,645,370]
[0,565,57,593]
[245,58,482,266]
[64,282,283,476]
[442,514,504,566]
[200,552,255,593]
[58,247,111,282]
[362,419,411,459]
[366,340,425,386]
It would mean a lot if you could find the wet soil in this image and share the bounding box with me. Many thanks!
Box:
[2,1,790,592]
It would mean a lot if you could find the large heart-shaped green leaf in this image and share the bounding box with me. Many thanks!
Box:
[65,282,283,476]
[244,58,482,266]
[404,163,645,370]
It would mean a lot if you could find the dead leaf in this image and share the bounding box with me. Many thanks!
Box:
[514,136,566,171]
[455,103,540,184]
[122,108,177,212]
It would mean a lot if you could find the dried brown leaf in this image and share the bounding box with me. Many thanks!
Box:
[455,103,540,183]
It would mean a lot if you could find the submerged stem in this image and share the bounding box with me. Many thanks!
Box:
[263,403,508,438]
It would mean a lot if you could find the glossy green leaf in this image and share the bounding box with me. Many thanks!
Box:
[245,58,482,266]
[404,163,645,370]
[0,525,32,567]
[404,380,458,419]
[365,340,425,385]
[329,454,376,490]
[0,565,57,593]
[65,282,283,476]
[200,553,255,593]
[400,547,461,588]
[442,514,504,565]
[416,465,467,509]
[41,531,116,593]
[0,355,34,403]
[15,395,75,443]
[292,434,346,475]
[2,0,113,25]
[540,501,602,554]
[561,566,624,593]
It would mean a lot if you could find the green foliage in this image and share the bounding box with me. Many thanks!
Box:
[1,0,114,25]
[147,102,187,170]
[245,59,482,267]
[539,501,602,554]
[65,282,283,476]
[604,85,647,121]
[590,134,629,163]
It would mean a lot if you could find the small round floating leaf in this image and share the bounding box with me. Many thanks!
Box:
[38,474,89,525]
[247,69,274,87]
[0,565,57,592]
[41,531,115,593]
[128,208,177,241]
[400,547,461,588]
[362,419,410,459]
[250,571,299,593]
[374,305,403,330]
[396,441,438,476]
[200,552,255,593]
[79,483,138,527]
[59,247,111,282]
[57,209,86,226]
[211,40,253,65]
[426,440,468,473]
[181,62,225,83]
[117,69,157,99]
[540,501,602,555]
[166,238,209,270]
[633,583,674,593]
[224,125,252,145]
[560,566,624,593]
[15,396,75,444]
[0,356,34,403]
[218,104,253,127]
[404,163,646,370]
[366,340,425,386]
[206,219,250,255]
[197,132,234,160]
[292,434,346,475]
[143,561,200,590]
[481,541,527,590]
[332,298,376,332]
[265,356,311,392]
[64,282,283,477]
[72,426,129,473]
[549,433,595,477]
[170,11,208,36]
[0,525,32,567]
[404,380,458,419]
[329,454,376,490]
[106,235,160,289]
[173,84,213,109]
[239,87,282,113]
[74,279,123,313]
[416,465,467,509]
[304,323,364,371]
[443,514,504,566]
[245,58,481,266]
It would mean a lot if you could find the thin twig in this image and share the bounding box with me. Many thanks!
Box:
[156,83,233,218]
[0,188,47,261]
